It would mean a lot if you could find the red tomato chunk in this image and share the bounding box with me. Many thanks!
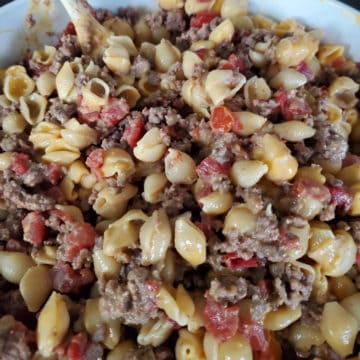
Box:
[190,11,218,28]
[86,148,105,180]
[12,153,29,176]
[196,157,231,182]
[122,115,145,147]
[204,294,239,342]
[22,212,46,246]
[210,106,236,133]
[224,253,258,269]
[67,333,88,360]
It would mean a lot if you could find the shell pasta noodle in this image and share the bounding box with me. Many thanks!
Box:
[1,0,360,358]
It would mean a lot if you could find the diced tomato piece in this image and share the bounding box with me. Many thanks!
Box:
[342,154,360,167]
[12,153,29,176]
[275,91,312,120]
[295,61,313,80]
[220,54,246,72]
[190,11,217,28]
[327,185,353,209]
[62,22,76,36]
[85,148,105,180]
[195,48,209,60]
[357,62,360,69]
[52,263,96,294]
[254,332,282,360]
[292,178,330,201]
[224,253,258,269]
[195,215,212,237]
[356,250,360,264]
[257,279,272,298]
[47,163,62,185]
[46,186,66,203]
[146,279,160,294]
[332,56,346,68]
[64,222,96,261]
[100,98,130,126]
[196,157,231,183]
[67,333,88,360]
[210,106,236,133]
[238,317,269,352]
[22,212,46,246]
[204,294,239,342]
[122,115,145,147]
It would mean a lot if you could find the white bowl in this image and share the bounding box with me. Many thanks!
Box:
[0,0,359,66]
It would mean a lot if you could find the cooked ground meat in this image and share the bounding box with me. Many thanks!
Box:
[313,116,348,162]
[154,346,174,360]
[20,162,48,187]
[209,276,248,304]
[165,9,186,34]
[270,262,314,309]
[50,34,81,74]
[124,347,156,360]
[45,98,77,124]
[84,342,104,360]
[291,141,314,165]
[99,267,158,325]
[131,55,151,78]
[0,317,32,360]
[0,176,56,212]
[213,209,287,263]
[0,291,29,323]
[159,184,196,217]
[0,133,32,154]
[349,219,360,243]
[236,186,264,214]
[0,209,25,242]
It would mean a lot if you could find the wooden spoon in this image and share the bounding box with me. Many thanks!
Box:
[58,0,111,59]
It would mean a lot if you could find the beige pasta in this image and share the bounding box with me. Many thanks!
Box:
[0,152,13,171]
[286,221,310,260]
[116,84,141,108]
[139,209,172,265]
[252,133,298,183]
[134,16,153,45]
[209,19,235,44]
[60,118,97,150]
[42,139,81,165]
[103,39,131,75]
[137,313,173,346]
[160,249,177,285]
[142,172,168,203]
[133,127,167,162]
[0,251,35,284]
[68,160,91,184]
[19,265,52,312]
[270,68,307,90]
[311,263,329,304]
[155,39,182,72]
[221,0,248,19]
[275,35,319,67]
[329,76,359,109]
[19,93,47,125]
[81,78,110,110]
[59,176,78,202]
[56,61,75,101]
[320,301,357,357]
[103,17,135,39]
[295,165,326,185]
[164,148,197,185]
[350,183,360,216]
[308,223,356,277]
[102,147,135,179]
[181,78,211,117]
[36,71,56,97]
[55,204,84,222]
[138,74,160,96]
[182,51,203,79]
[184,0,215,15]
[273,121,315,142]
[264,306,302,331]
[198,191,233,215]
[244,76,272,108]
[139,41,156,62]
[218,333,253,360]
[3,66,35,101]
[175,214,206,267]
[223,204,256,235]
[287,321,325,352]
[93,184,138,219]
[340,293,360,328]
[329,276,357,301]
[103,209,148,258]
[93,249,121,281]
[175,329,205,360]
[2,111,27,134]
[230,160,268,188]
[205,69,246,106]
[106,340,136,360]
[318,43,344,66]
[29,121,62,149]
[31,246,57,266]
[232,111,267,136]
[32,45,56,66]
[37,292,70,357]
[84,298,122,349]
[159,0,184,10]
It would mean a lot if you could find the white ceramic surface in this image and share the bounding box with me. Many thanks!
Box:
[0,0,359,66]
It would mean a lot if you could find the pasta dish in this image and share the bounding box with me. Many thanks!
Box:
[0,0,360,358]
